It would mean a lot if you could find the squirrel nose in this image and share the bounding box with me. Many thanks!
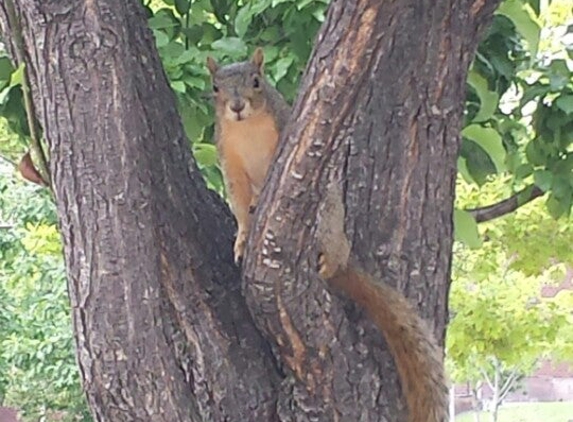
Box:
[230,101,245,113]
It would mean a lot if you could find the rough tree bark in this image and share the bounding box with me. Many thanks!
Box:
[242,1,502,419]
[0,1,279,421]
[0,0,501,421]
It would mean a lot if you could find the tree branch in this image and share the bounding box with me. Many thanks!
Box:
[480,368,495,392]
[498,369,519,402]
[4,0,50,188]
[466,185,545,223]
[0,154,17,168]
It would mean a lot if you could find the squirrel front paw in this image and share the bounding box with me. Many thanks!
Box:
[233,230,247,265]
[316,181,351,279]
[317,251,338,279]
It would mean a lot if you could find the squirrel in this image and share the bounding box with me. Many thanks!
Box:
[206,48,290,263]
[207,50,448,422]
[316,182,448,422]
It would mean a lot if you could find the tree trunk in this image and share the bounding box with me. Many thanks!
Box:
[450,385,456,422]
[0,1,279,421]
[473,382,484,422]
[243,0,501,420]
[491,362,501,422]
[0,0,501,421]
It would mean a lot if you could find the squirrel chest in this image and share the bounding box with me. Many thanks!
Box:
[218,111,279,192]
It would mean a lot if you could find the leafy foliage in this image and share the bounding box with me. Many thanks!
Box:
[448,246,568,378]
[0,161,91,421]
[460,0,573,226]
[114,0,573,242]
[456,177,573,272]
[450,177,573,419]
[141,0,328,194]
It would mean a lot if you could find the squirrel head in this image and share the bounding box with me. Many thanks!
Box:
[206,48,269,122]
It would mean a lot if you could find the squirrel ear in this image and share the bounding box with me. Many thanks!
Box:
[206,56,218,75]
[251,47,264,71]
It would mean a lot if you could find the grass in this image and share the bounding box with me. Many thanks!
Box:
[456,401,573,422]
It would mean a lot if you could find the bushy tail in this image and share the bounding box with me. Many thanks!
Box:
[328,267,448,422]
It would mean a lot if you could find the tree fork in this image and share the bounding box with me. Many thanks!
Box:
[0,0,505,421]
[243,0,502,420]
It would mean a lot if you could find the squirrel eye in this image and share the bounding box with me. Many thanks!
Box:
[212,84,219,93]
[253,76,260,89]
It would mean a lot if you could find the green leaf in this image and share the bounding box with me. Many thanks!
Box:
[297,0,317,8]
[250,0,273,14]
[555,95,573,114]
[180,26,204,45]
[9,64,25,87]
[235,5,253,38]
[496,0,540,59]
[457,157,475,184]
[462,124,506,173]
[211,37,248,57]
[525,139,547,166]
[178,97,212,143]
[152,29,170,48]
[174,0,191,15]
[0,57,14,83]
[547,60,570,90]
[519,82,551,111]
[193,143,218,167]
[172,49,196,65]
[546,192,571,219]
[533,170,552,191]
[170,80,186,93]
[202,165,226,195]
[515,163,533,179]
[551,176,572,200]
[467,69,500,122]
[454,209,482,248]
[273,56,294,82]
[460,139,497,185]
[148,14,178,30]
[182,76,206,90]
[159,41,185,61]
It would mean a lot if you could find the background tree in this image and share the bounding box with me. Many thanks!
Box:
[447,235,571,422]
[0,0,571,421]
[447,174,573,422]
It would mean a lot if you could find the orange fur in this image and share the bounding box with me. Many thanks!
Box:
[327,268,448,422]
[218,113,280,259]
[207,48,290,262]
